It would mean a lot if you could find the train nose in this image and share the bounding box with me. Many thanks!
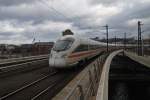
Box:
[49,58,66,68]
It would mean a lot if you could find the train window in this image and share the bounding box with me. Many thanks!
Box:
[89,45,95,50]
[89,45,92,50]
[73,45,88,52]
[89,45,100,50]
[53,39,74,51]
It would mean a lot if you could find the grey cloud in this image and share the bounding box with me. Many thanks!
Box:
[88,0,120,6]
[103,2,150,35]
[0,32,16,36]
[108,2,150,22]
[0,0,37,6]
[0,0,150,44]
[0,4,68,24]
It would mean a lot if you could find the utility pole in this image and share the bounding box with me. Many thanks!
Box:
[104,24,109,52]
[149,34,150,55]
[124,32,126,50]
[149,34,150,48]
[38,40,40,55]
[138,21,142,56]
[115,35,117,49]
[142,36,144,56]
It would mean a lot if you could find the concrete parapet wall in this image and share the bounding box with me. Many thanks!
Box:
[96,50,123,100]
[124,51,150,68]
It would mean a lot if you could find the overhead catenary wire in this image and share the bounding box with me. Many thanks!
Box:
[38,0,149,43]
[38,0,71,21]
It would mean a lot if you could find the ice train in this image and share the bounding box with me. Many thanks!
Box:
[49,35,117,68]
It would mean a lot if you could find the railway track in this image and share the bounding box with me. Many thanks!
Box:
[0,55,48,67]
[0,71,58,100]
[0,55,49,77]
[0,68,81,100]
[0,53,103,100]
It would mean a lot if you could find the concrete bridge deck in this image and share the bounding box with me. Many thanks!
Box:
[52,50,150,100]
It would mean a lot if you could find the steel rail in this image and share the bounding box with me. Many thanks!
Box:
[0,71,57,100]
[0,55,48,67]
[31,79,59,100]
[0,55,48,63]
[0,58,48,73]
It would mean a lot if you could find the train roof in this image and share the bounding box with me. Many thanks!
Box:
[59,35,110,46]
[57,35,149,47]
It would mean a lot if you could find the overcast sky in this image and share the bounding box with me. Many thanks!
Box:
[0,0,150,44]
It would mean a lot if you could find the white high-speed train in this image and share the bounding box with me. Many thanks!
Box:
[49,35,119,68]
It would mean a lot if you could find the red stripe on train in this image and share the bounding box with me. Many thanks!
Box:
[68,50,98,58]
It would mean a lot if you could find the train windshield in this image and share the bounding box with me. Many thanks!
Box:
[53,39,74,51]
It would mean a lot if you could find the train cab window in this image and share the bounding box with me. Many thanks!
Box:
[89,45,100,50]
[73,45,88,52]
[53,39,74,52]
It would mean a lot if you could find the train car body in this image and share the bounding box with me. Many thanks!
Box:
[49,35,115,68]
